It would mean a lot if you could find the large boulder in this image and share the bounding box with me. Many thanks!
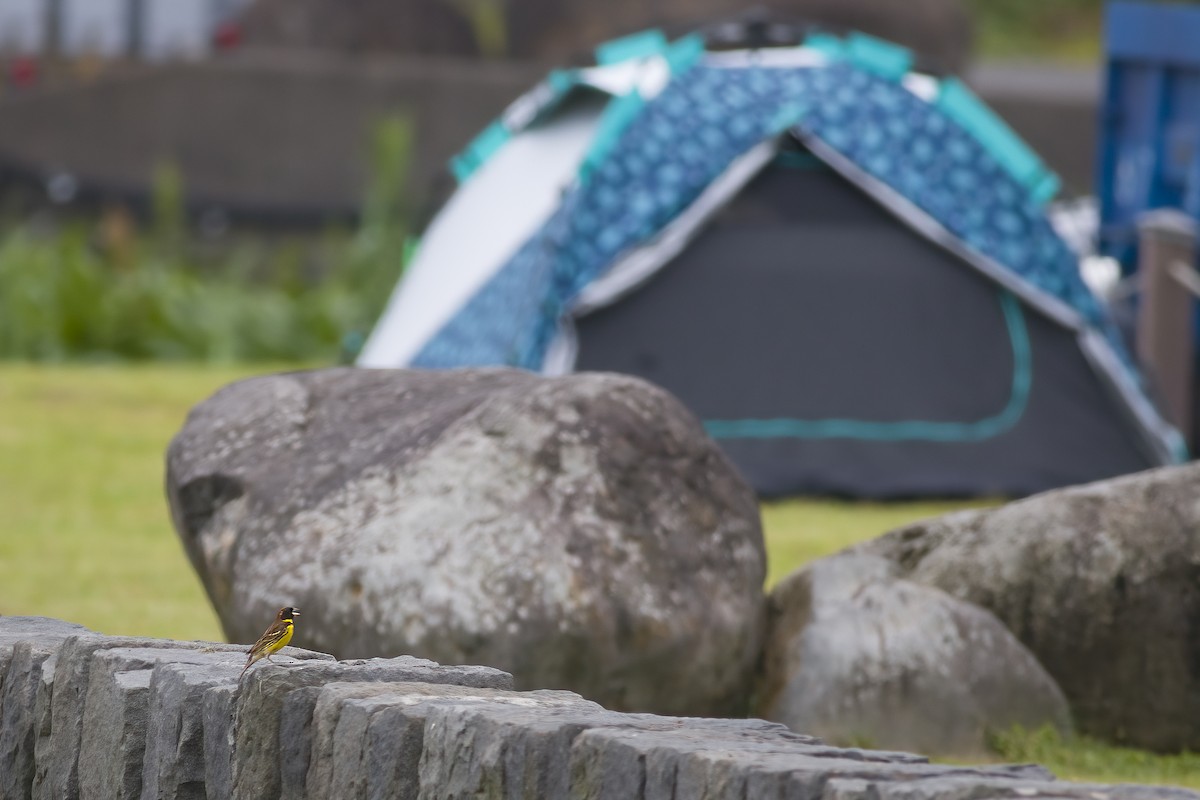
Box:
[857,462,1200,752]
[166,367,766,717]
[757,553,1070,756]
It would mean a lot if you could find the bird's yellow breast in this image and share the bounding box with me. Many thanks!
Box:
[269,621,294,654]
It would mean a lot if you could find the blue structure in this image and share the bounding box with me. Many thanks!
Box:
[361,28,1186,497]
[1097,0,1200,270]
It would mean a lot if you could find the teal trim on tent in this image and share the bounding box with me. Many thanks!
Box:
[936,78,1060,205]
[449,69,584,183]
[547,68,576,93]
[577,91,647,183]
[703,291,1033,442]
[845,33,913,81]
[595,29,669,65]
[450,120,511,183]
[804,32,845,61]
[770,103,809,135]
[665,33,706,74]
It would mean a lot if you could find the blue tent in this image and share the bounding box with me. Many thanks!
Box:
[361,30,1186,497]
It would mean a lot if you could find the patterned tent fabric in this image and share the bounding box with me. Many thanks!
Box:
[412,56,1135,385]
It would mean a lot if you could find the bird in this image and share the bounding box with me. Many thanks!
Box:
[240,606,300,677]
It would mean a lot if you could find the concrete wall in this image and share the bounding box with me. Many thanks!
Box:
[1,614,1194,799]
[0,51,1098,227]
[0,50,544,224]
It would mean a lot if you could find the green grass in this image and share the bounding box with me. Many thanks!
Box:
[761,497,996,587]
[3,364,1200,788]
[0,363,279,640]
[990,726,1200,790]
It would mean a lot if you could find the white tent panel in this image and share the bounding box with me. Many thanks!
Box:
[358,96,605,368]
[578,56,671,99]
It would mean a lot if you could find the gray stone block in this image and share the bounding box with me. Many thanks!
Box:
[141,661,244,800]
[415,701,808,798]
[77,667,152,800]
[202,684,239,800]
[0,617,91,690]
[37,639,241,800]
[33,635,330,800]
[0,641,66,800]
[564,719,1046,800]
[77,647,245,800]
[3,616,1199,800]
[232,656,511,799]
[279,687,324,799]
[302,682,601,799]
[0,616,92,651]
[0,614,92,800]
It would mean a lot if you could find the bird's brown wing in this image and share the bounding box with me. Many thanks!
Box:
[246,619,291,662]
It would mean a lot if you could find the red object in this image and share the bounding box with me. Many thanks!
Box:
[214,21,242,50]
[10,56,37,88]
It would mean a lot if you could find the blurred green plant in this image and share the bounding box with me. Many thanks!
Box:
[0,116,412,363]
[449,0,508,58]
[967,0,1106,61]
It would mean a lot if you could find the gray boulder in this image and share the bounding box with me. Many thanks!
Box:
[166,367,766,717]
[757,554,1070,756]
[857,462,1200,752]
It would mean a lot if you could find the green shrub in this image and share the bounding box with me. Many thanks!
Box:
[0,117,412,364]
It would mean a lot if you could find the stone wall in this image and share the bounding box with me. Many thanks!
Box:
[1,615,1195,799]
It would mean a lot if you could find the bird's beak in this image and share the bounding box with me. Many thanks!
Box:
[293,609,301,616]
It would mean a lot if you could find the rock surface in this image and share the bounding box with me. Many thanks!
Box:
[856,462,1200,752]
[166,367,766,717]
[234,655,511,799]
[2,615,1199,800]
[757,554,1070,756]
[0,617,90,800]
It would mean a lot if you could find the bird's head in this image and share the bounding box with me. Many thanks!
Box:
[278,606,300,621]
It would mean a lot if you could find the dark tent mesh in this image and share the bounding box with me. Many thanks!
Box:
[574,157,1154,497]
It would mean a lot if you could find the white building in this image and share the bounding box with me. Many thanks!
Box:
[0,0,256,59]
[0,0,47,53]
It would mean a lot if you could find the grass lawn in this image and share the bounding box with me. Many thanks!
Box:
[0,362,973,640]
[0,363,269,641]
[761,497,994,587]
[1,363,1198,787]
